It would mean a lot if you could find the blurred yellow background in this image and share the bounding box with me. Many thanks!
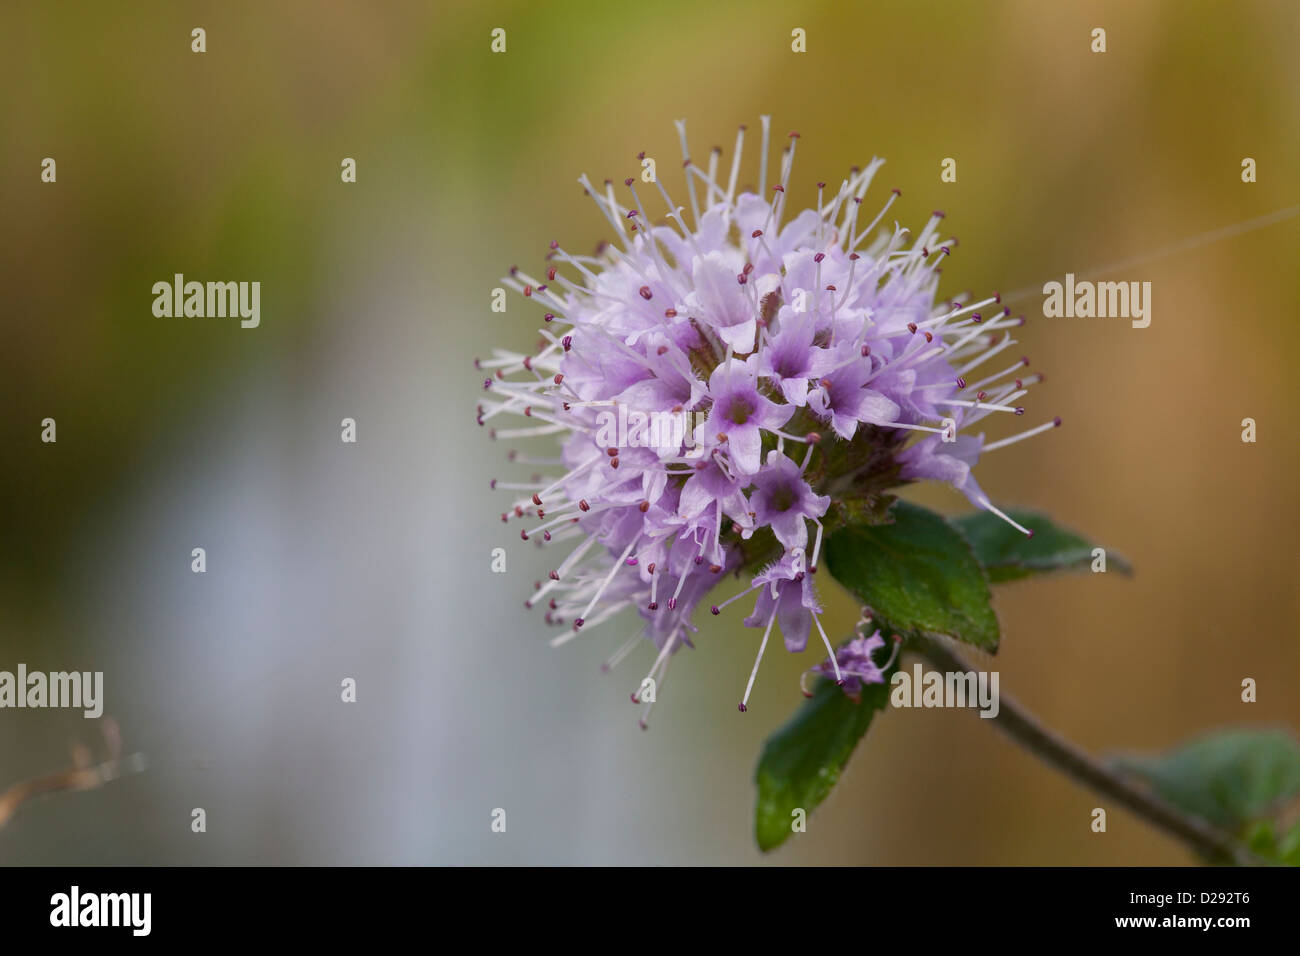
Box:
[1,0,1297,864]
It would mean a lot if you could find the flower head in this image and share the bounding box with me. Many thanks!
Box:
[807,629,902,702]
[478,118,1058,724]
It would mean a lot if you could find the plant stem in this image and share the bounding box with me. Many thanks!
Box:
[912,635,1259,866]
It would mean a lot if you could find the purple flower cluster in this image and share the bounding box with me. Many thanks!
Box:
[479,118,1057,724]
[806,629,902,702]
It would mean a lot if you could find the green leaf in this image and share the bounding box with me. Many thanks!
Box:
[1108,728,1300,831]
[754,672,893,852]
[1278,822,1300,866]
[952,509,1132,583]
[1243,818,1277,856]
[823,492,897,534]
[1242,818,1300,865]
[824,499,1000,651]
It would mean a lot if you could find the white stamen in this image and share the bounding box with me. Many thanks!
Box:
[980,418,1061,452]
[741,604,779,709]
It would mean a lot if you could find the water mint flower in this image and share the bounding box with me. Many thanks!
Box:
[806,629,902,702]
[807,345,901,440]
[743,551,821,653]
[478,117,1058,724]
[748,449,829,551]
[697,357,794,475]
[756,307,837,406]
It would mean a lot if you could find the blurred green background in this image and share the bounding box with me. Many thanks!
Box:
[1,0,1297,864]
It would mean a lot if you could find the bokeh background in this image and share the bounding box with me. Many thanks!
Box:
[2,0,1297,864]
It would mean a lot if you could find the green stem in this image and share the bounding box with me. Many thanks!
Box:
[913,635,1259,866]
